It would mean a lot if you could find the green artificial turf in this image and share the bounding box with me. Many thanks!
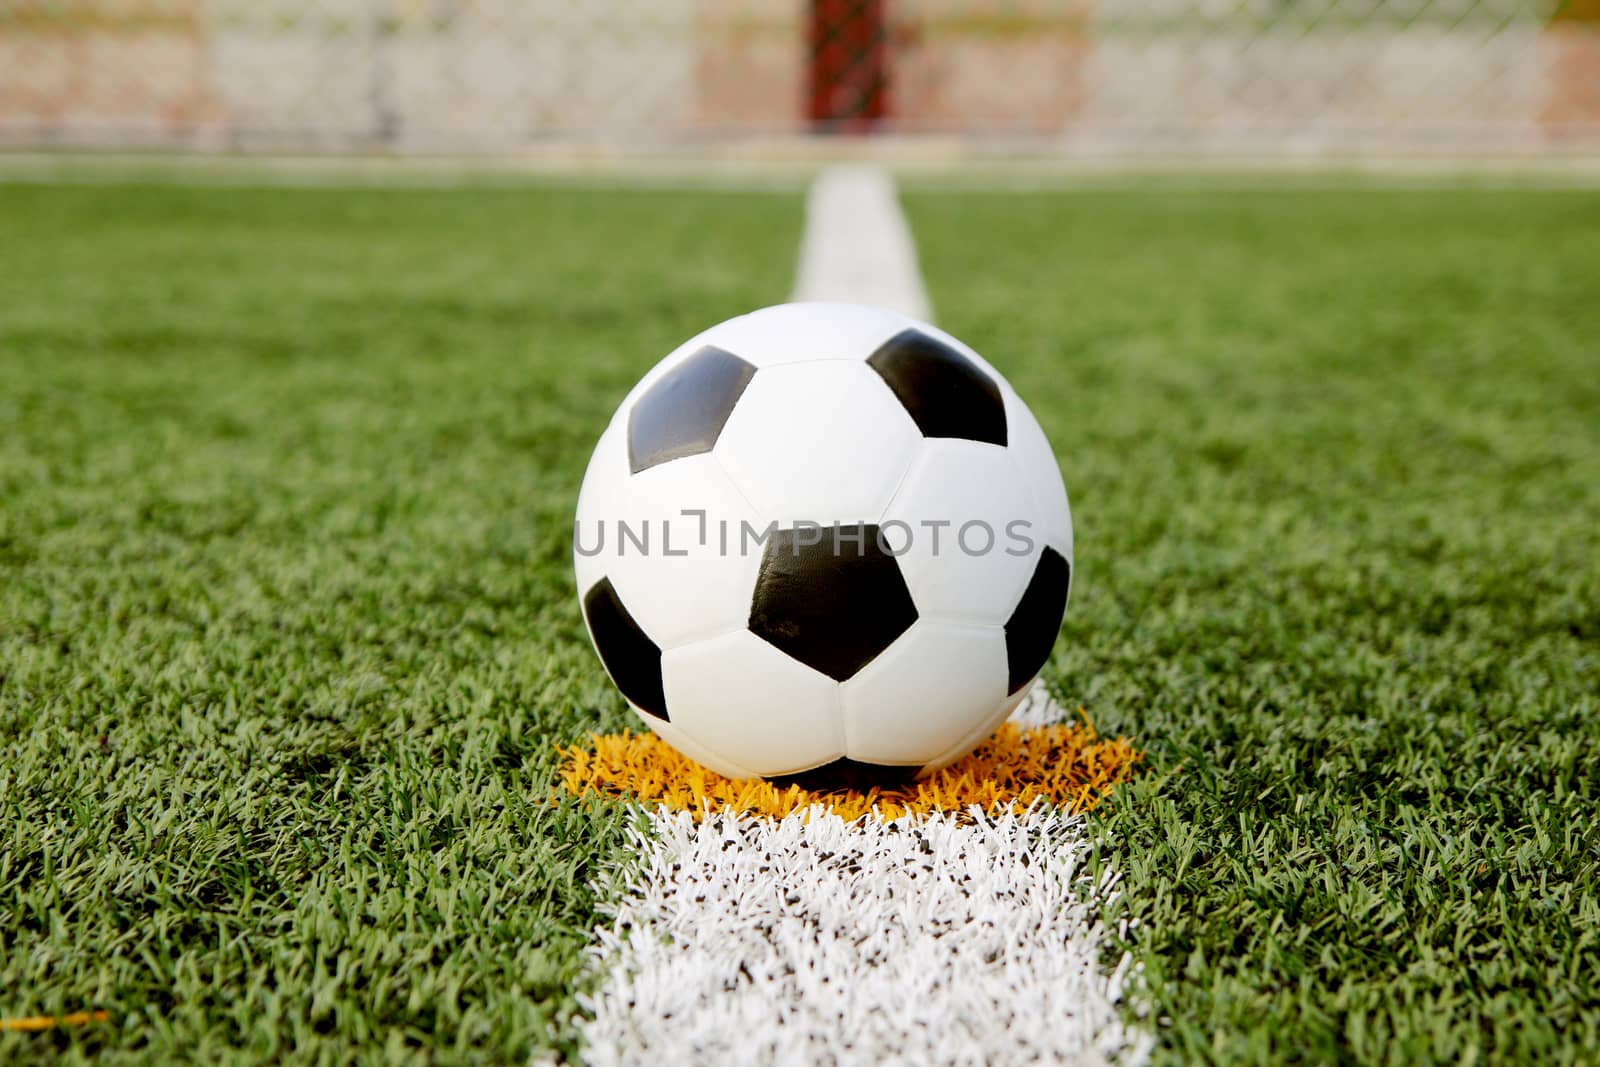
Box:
[0,182,798,1063]
[908,187,1600,1064]
[2,178,1597,1065]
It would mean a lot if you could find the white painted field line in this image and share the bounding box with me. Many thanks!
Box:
[575,168,1150,1066]
[580,802,1151,1067]
[791,164,933,321]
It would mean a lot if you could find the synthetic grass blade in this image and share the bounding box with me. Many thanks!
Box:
[0,1012,110,1033]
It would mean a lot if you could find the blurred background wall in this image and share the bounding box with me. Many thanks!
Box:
[1,0,1596,154]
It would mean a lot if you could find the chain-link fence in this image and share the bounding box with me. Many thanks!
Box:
[2,0,1596,153]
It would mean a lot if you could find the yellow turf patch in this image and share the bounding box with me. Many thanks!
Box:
[559,717,1141,820]
[0,1011,110,1033]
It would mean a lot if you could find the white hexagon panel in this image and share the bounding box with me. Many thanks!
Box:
[574,303,1074,779]
[714,360,920,525]
[840,621,1009,766]
[594,453,763,651]
[1003,387,1074,559]
[662,630,844,778]
[882,440,1040,625]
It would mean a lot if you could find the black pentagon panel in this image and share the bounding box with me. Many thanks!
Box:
[749,524,918,683]
[1004,547,1071,695]
[866,328,1007,446]
[582,577,668,720]
[767,757,921,791]
[628,346,757,474]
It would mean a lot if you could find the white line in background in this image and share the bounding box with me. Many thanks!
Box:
[791,165,932,321]
[576,169,1149,1067]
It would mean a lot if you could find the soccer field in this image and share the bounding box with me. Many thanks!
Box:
[2,179,1598,1063]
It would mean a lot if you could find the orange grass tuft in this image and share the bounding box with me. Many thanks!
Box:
[0,1011,110,1033]
[559,715,1142,820]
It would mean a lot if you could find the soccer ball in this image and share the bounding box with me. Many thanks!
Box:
[573,303,1072,780]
